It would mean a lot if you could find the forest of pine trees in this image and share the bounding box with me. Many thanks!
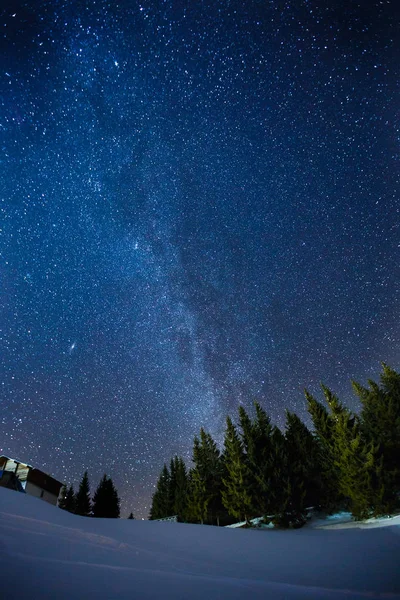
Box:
[149,365,400,527]
[59,472,121,518]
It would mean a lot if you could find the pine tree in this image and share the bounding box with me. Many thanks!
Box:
[128,512,135,520]
[75,472,91,517]
[149,464,171,520]
[64,485,76,513]
[187,428,225,524]
[202,430,225,525]
[239,403,277,516]
[92,474,121,518]
[91,475,114,518]
[110,479,121,518]
[168,456,177,515]
[190,429,225,525]
[268,426,291,521]
[324,386,381,520]
[277,411,319,527]
[186,436,210,524]
[238,403,292,521]
[238,405,258,511]
[222,416,252,523]
[306,390,343,512]
[354,364,400,513]
[58,484,67,510]
[170,456,188,520]
[186,467,209,524]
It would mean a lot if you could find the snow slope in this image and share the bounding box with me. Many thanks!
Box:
[0,488,399,599]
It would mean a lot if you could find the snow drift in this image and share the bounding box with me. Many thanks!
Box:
[0,487,399,599]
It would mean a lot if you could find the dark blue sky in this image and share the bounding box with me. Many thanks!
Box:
[1,0,399,517]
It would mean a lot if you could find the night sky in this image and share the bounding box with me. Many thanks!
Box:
[1,0,399,518]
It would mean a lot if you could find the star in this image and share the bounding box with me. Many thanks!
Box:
[1,0,397,519]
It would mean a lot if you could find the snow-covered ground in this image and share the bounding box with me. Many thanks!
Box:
[1,488,400,599]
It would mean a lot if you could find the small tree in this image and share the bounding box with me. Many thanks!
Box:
[58,484,67,510]
[75,472,91,517]
[128,512,135,520]
[149,464,172,520]
[222,416,252,524]
[64,485,76,514]
[92,474,120,518]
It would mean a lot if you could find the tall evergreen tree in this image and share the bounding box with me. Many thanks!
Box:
[186,467,209,524]
[186,437,210,524]
[185,430,224,525]
[268,426,290,518]
[324,386,382,520]
[306,390,343,512]
[170,456,188,520]
[149,464,172,520]
[239,403,278,516]
[222,416,252,523]
[238,405,257,511]
[193,429,225,525]
[276,411,320,527]
[92,474,121,518]
[238,405,254,458]
[75,471,91,517]
[169,456,178,514]
[354,364,400,513]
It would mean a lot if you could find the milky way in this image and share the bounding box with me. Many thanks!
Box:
[1,1,399,517]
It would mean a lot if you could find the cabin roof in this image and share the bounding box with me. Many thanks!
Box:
[0,455,64,486]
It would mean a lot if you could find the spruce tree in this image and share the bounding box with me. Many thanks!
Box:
[239,403,293,521]
[239,403,277,516]
[186,467,209,524]
[149,464,171,520]
[268,426,290,519]
[306,390,342,512]
[170,456,188,520]
[128,512,135,520]
[202,430,225,525]
[92,474,108,519]
[238,405,258,511]
[354,364,400,513]
[222,416,252,523]
[169,456,177,515]
[277,411,320,527]
[75,471,91,517]
[58,484,67,510]
[186,436,210,524]
[109,478,121,518]
[64,484,76,514]
[92,474,120,518]
[190,429,224,525]
[324,386,382,520]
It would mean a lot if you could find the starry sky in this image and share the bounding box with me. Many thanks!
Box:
[1,0,399,518]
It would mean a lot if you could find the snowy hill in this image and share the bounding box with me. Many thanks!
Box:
[1,488,399,599]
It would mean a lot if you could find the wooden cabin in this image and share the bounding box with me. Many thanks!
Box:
[0,456,63,506]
